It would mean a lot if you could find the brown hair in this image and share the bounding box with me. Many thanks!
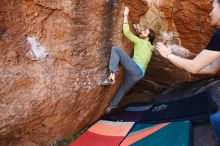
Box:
[148,29,156,45]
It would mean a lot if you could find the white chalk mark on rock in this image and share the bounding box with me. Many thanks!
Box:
[26,36,48,60]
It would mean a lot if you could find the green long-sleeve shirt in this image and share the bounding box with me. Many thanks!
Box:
[123,23,154,75]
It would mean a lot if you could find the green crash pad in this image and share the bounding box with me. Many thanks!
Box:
[120,121,191,146]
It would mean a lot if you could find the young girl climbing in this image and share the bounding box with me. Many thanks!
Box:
[102,6,156,113]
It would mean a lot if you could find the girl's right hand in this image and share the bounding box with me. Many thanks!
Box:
[124,6,129,16]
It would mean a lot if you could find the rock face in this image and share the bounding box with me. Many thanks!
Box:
[0,0,124,145]
[136,0,214,91]
[0,0,214,145]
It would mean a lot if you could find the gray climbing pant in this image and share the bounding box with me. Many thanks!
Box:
[109,46,143,108]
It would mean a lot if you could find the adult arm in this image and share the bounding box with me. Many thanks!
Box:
[156,42,220,74]
[196,58,220,74]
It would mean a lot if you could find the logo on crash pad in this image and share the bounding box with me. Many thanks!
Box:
[152,104,168,112]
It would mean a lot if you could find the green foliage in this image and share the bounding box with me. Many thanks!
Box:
[58,127,88,146]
